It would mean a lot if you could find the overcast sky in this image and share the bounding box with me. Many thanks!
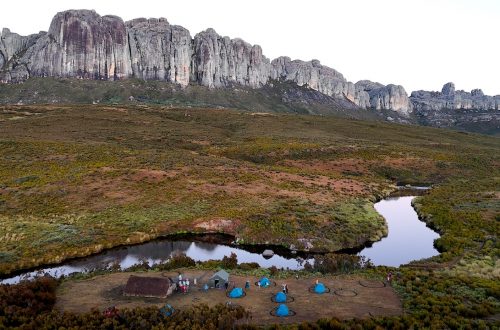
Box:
[1,0,499,95]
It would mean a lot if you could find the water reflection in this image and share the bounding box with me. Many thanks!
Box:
[358,196,440,267]
[2,240,312,284]
[2,195,441,284]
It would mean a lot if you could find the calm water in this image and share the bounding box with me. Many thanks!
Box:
[1,195,440,284]
[358,196,440,267]
[1,240,312,284]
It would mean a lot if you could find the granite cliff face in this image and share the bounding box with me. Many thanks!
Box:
[127,18,191,86]
[411,82,500,111]
[190,28,271,88]
[271,57,371,108]
[1,9,499,120]
[0,28,45,82]
[355,80,413,115]
[4,10,133,82]
[0,9,410,113]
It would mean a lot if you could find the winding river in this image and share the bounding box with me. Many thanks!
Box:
[1,194,440,284]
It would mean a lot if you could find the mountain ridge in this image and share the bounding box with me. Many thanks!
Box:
[1,9,499,128]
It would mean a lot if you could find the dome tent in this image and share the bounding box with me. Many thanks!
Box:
[275,292,287,303]
[229,287,244,298]
[259,277,271,287]
[160,304,175,317]
[276,304,289,317]
[314,283,326,294]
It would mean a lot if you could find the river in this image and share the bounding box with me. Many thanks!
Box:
[1,194,440,284]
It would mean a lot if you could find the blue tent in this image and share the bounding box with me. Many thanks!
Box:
[314,283,326,294]
[229,287,244,298]
[259,277,271,287]
[160,304,175,317]
[276,304,289,317]
[275,292,287,303]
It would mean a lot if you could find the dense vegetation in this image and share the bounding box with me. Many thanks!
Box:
[0,104,498,327]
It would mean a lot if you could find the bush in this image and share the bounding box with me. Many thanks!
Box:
[155,253,196,271]
[0,277,58,328]
[221,252,238,269]
[312,254,371,274]
[238,262,260,271]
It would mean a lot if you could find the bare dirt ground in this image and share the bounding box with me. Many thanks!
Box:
[56,270,402,325]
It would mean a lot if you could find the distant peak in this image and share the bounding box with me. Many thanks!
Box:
[441,82,455,96]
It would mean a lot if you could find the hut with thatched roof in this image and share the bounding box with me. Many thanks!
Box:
[123,275,176,298]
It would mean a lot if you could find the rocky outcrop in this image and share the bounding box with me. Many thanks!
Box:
[411,83,500,111]
[0,9,409,113]
[0,29,45,81]
[191,28,271,88]
[271,57,371,108]
[0,29,43,66]
[126,18,191,86]
[2,10,132,82]
[5,9,498,119]
[355,80,413,115]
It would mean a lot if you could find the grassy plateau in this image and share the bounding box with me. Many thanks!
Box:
[0,103,498,328]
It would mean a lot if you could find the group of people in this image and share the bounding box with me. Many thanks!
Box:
[177,274,196,293]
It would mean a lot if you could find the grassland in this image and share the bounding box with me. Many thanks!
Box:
[0,103,499,328]
[0,104,498,279]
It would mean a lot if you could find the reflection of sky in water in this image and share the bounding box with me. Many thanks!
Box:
[2,240,310,284]
[359,196,440,267]
[2,196,440,284]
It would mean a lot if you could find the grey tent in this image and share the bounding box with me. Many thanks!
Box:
[207,269,229,288]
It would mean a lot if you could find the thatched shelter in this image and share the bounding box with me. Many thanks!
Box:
[123,275,175,298]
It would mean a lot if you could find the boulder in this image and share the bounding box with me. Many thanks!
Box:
[262,249,274,258]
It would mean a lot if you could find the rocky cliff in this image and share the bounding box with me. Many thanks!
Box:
[355,80,413,116]
[127,18,191,86]
[1,9,499,119]
[0,9,414,114]
[411,82,500,111]
[190,28,271,88]
[2,10,132,82]
[271,57,371,108]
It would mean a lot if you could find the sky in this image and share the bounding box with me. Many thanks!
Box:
[1,0,499,95]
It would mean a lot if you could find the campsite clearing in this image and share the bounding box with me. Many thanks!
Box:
[55,270,402,325]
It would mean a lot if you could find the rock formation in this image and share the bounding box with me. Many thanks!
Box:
[2,10,132,82]
[0,9,402,111]
[2,9,498,118]
[190,28,271,88]
[271,57,371,108]
[410,82,500,111]
[0,28,45,82]
[355,80,413,115]
[127,18,191,86]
